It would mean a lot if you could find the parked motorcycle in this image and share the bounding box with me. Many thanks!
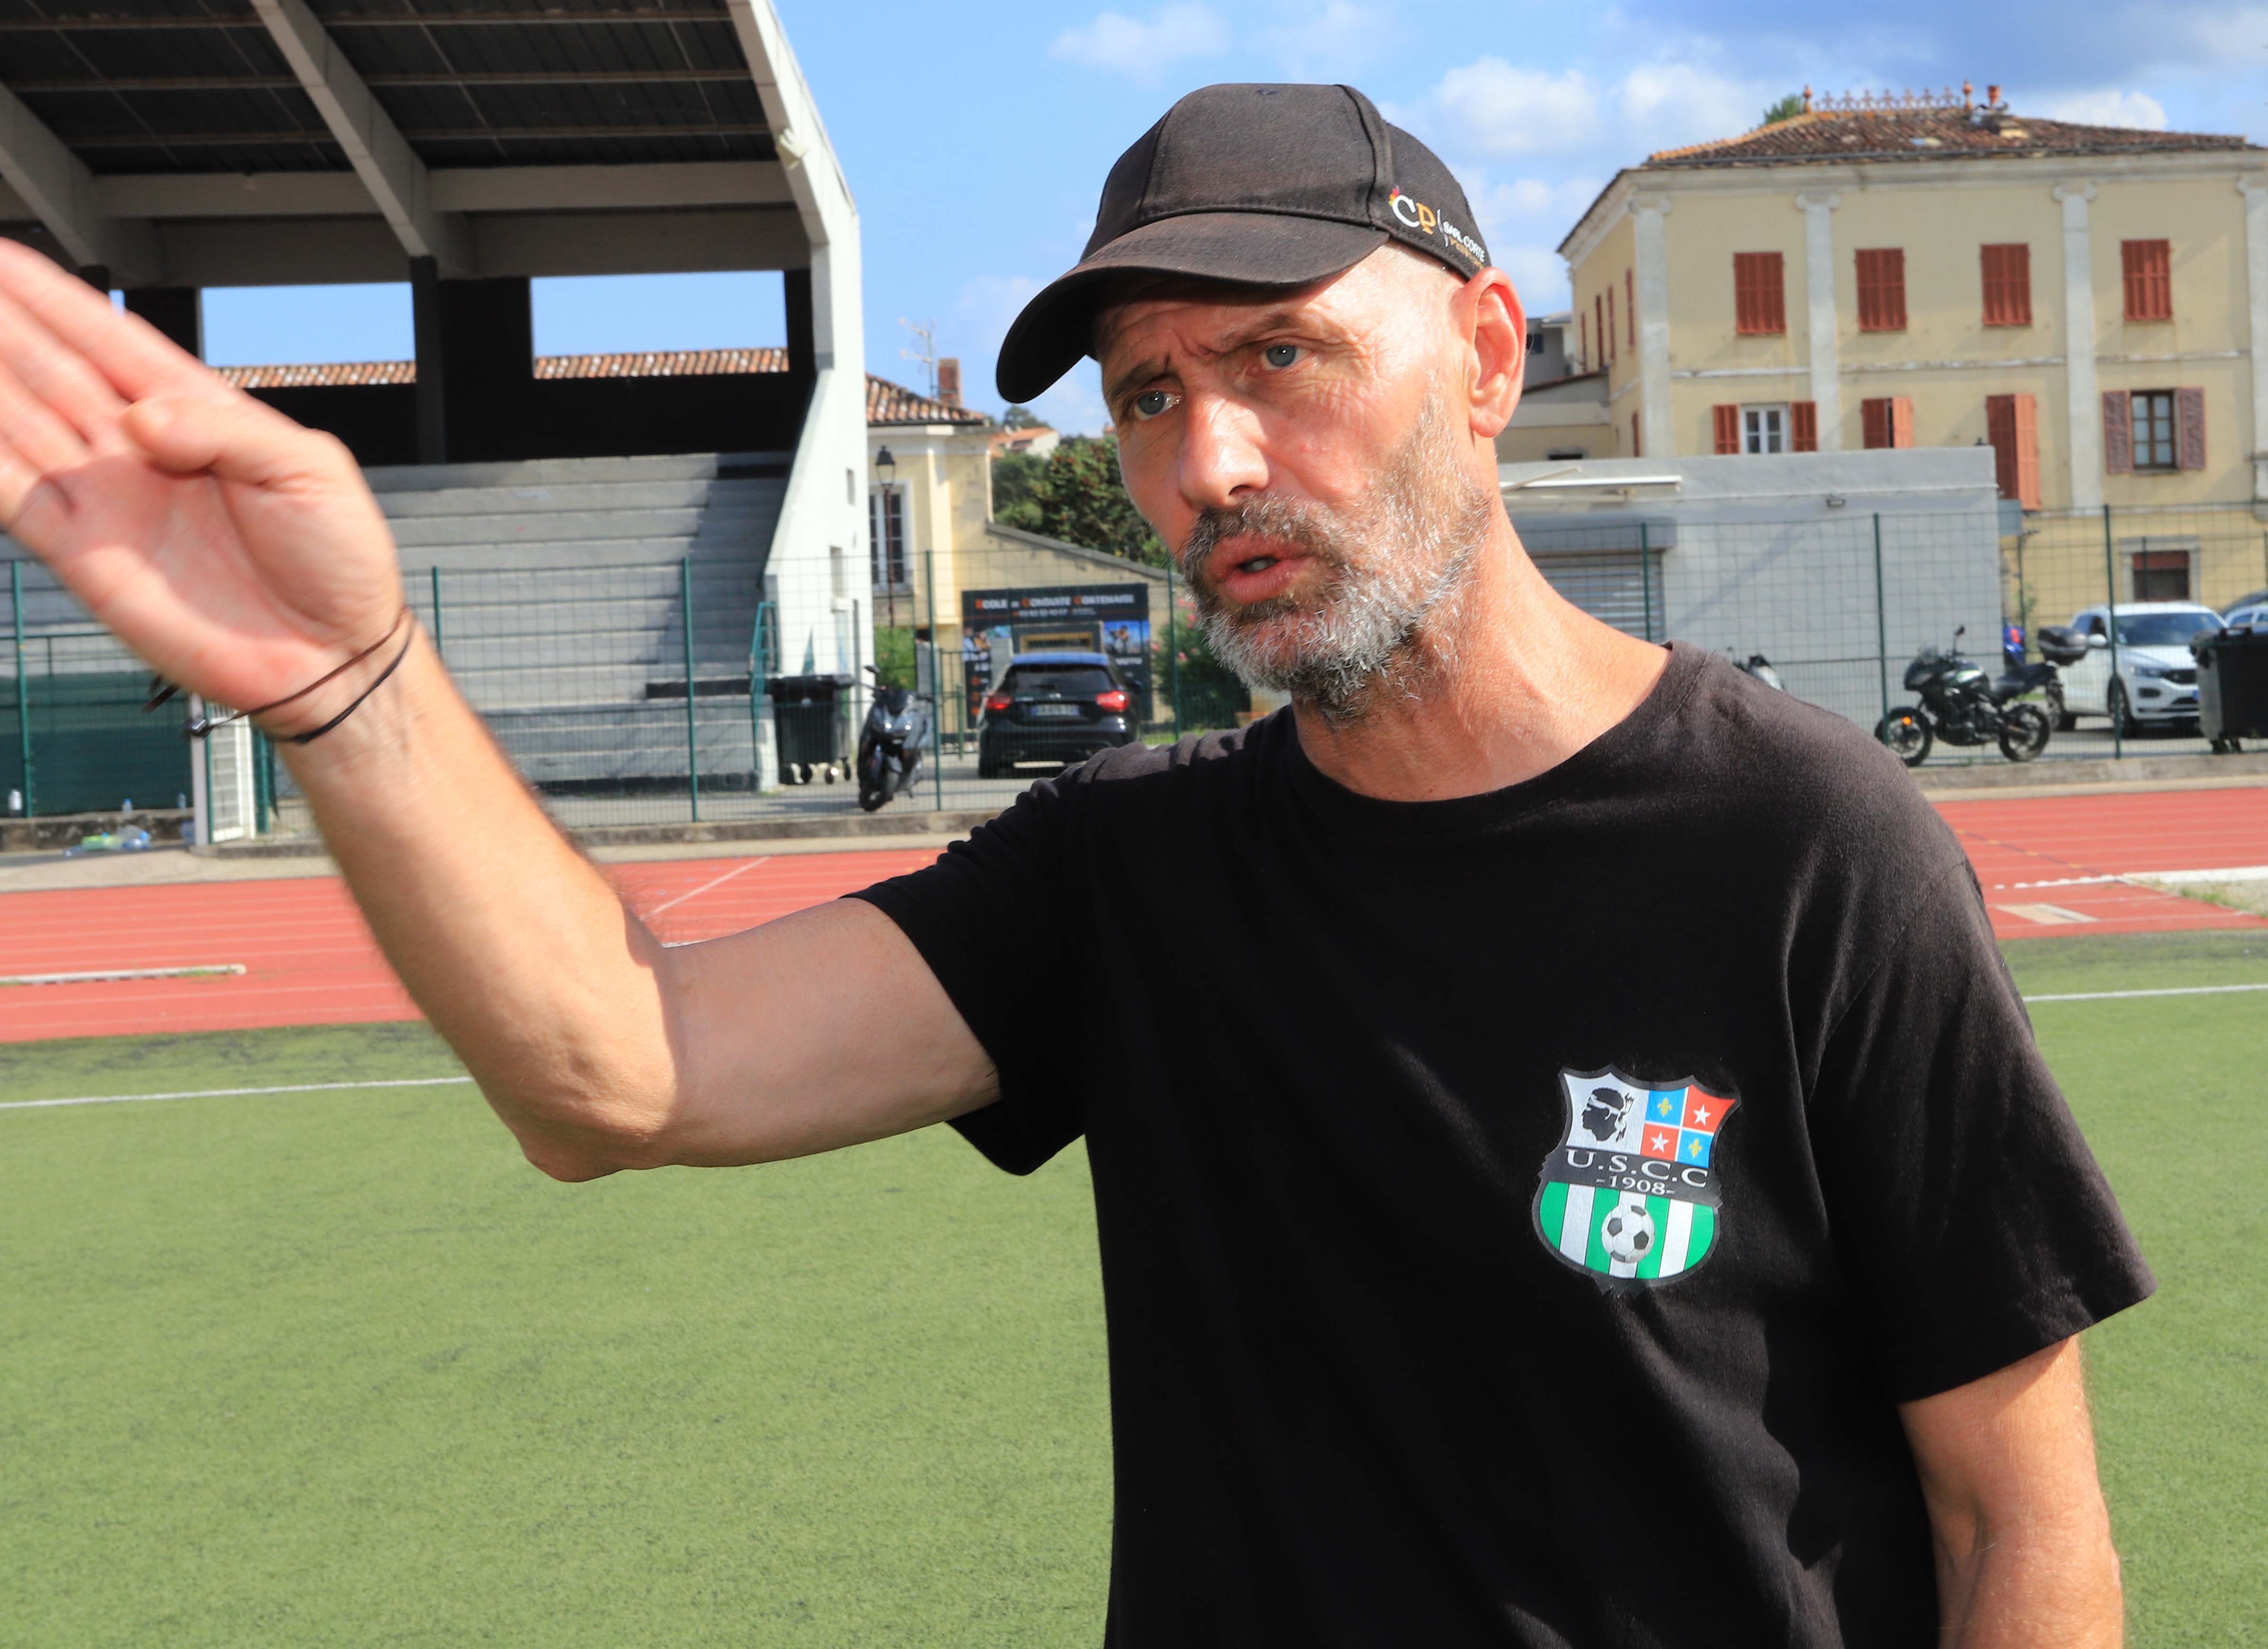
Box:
[1876,625,2052,767]
[855,666,933,812]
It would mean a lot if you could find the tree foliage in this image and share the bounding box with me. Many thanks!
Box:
[1761,93,1805,126]
[1000,403,1046,430]
[990,437,1166,567]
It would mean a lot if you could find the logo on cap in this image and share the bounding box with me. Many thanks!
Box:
[1389,188,1485,269]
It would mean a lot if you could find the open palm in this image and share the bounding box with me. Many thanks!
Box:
[0,243,404,714]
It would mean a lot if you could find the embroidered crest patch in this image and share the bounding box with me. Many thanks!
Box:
[1533,1067,1739,1289]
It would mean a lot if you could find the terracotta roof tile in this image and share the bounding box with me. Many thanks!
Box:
[214,350,988,426]
[1644,105,2255,169]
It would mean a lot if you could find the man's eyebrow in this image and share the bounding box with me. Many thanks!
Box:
[1100,307,1315,406]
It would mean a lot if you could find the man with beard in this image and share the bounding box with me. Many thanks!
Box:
[0,83,2146,1649]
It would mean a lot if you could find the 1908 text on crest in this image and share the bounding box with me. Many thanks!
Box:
[1532,1067,1739,1292]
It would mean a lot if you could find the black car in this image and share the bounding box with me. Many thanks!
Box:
[976,652,1140,777]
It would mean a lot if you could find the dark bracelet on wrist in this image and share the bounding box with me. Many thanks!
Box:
[148,607,416,744]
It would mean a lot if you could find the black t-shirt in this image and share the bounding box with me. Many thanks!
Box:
[850,643,2152,1647]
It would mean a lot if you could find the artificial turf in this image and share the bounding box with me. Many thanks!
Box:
[1,930,2262,1645]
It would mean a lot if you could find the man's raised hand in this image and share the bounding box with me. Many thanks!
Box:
[0,241,405,728]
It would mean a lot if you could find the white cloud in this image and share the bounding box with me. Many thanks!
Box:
[1267,0,1389,77]
[2040,87,2170,130]
[1417,59,1601,157]
[1614,62,1775,152]
[1049,4,1230,79]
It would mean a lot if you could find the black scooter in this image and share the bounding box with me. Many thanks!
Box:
[1877,625,2051,767]
[855,666,933,812]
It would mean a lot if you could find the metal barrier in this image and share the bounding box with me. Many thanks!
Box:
[6,499,2263,835]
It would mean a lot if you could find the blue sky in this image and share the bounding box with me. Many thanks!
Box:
[204,0,2268,436]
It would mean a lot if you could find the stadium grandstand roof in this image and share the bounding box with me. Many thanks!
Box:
[215,351,988,425]
[0,0,834,287]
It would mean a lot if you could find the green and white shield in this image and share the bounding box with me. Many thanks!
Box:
[1532,1066,1739,1289]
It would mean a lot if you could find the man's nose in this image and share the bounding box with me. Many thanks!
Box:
[1175,392,1268,513]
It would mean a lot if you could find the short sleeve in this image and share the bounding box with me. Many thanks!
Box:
[1805,859,2155,1402]
[847,776,1087,1175]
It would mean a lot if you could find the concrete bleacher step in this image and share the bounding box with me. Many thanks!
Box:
[360,452,792,493]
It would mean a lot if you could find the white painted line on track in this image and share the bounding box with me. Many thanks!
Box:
[2002,867,2268,890]
[0,964,246,986]
[1996,903,2098,925]
[645,856,770,917]
[2026,983,2268,1004]
[0,1075,474,1112]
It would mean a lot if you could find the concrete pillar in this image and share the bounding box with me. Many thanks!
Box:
[784,265,817,382]
[2240,175,2268,501]
[410,256,446,464]
[123,287,202,359]
[1796,190,1842,450]
[2054,182,2101,510]
[438,275,533,463]
[1632,194,1674,457]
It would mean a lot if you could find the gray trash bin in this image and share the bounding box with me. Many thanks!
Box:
[2194,627,2268,753]
[765,674,851,780]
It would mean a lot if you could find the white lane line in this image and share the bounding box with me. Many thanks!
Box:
[0,1075,474,1112]
[0,964,246,987]
[1996,903,2098,925]
[2026,983,2268,1004]
[645,856,770,917]
[2000,867,2268,890]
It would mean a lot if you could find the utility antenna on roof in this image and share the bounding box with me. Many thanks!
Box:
[899,317,939,397]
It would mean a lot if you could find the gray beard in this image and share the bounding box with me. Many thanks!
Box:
[1176,396,1498,722]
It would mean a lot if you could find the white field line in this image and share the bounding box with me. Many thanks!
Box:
[2025,983,2268,1004]
[645,856,770,917]
[2003,865,2268,890]
[0,1075,474,1112]
[0,964,246,986]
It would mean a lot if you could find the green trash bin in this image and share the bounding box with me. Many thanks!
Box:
[765,674,850,781]
[2194,626,2268,753]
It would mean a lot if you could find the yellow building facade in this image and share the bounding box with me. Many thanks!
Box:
[1554,92,2268,529]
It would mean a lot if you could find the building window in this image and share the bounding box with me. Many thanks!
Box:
[1861,396,1915,449]
[1579,311,1589,371]
[869,483,908,589]
[2122,239,2172,322]
[1631,411,1641,458]
[1733,252,1786,335]
[1742,404,1790,454]
[2131,547,2192,602]
[1606,287,1616,361]
[1981,243,2032,326]
[1545,447,1588,461]
[1985,394,2041,509]
[1595,294,1606,366]
[1625,269,1635,348]
[1855,248,1907,331]
[2130,389,2178,470]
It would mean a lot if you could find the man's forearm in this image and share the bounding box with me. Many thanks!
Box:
[1934,1514,2122,1648]
[280,627,676,1177]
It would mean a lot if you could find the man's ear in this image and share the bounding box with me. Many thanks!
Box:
[1463,268,1525,442]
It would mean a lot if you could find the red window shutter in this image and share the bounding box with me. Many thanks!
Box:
[1862,398,1890,449]
[1595,295,1605,366]
[1579,312,1588,370]
[1606,288,1616,361]
[1712,404,1740,454]
[2011,394,2040,509]
[1631,411,1641,458]
[1734,253,1785,335]
[1981,244,2032,326]
[2102,391,2134,474]
[1625,269,1635,347]
[2122,240,2172,321]
[1985,395,2019,498]
[1790,400,1818,452]
[1855,249,1907,331]
[1890,396,1914,449]
[2176,386,2207,470]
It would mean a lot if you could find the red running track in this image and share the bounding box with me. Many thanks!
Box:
[0,787,2262,1044]
[0,849,942,1044]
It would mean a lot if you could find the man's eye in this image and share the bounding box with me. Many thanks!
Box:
[1130,389,1179,420]
[1262,343,1300,369]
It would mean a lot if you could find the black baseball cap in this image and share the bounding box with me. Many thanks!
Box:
[996,83,1490,402]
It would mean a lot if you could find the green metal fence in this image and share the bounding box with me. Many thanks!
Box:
[5,497,2261,837]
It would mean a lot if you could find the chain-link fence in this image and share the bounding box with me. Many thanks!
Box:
[6,499,2262,839]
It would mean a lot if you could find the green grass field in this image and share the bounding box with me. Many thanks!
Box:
[2,931,2263,1645]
